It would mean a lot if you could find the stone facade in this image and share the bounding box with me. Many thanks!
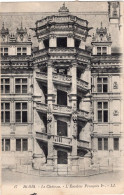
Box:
[1,2,123,171]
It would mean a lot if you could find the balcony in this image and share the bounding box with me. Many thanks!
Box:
[52,135,72,148]
[53,73,71,86]
[33,49,48,63]
[53,104,72,116]
[77,78,89,92]
[77,139,90,149]
[36,132,48,142]
[48,47,76,61]
[36,72,47,83]
[77,109,89,121]
[36,102,47,113]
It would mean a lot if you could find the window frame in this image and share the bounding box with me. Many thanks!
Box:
[16,138,28,151]
[15,78,28,94]
[98,138,108,151]
[15,102,28,123]
[1,47,8,56]
[97,101,108,123]
[114,138,119,150]
[97,77,108,93]
[2,138,10,151]
[1,78,10,94]
[17,47,27,56]
[1,102,10,123]
[97,46,107,55]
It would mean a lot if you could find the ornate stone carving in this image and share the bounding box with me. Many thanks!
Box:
[113,110,119,116]
[72,111,77,123]
[113,82,118,89]
[47,112,52,123]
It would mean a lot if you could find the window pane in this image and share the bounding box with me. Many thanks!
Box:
[1,85,3,93]
[97,84,102,92]
[104,111,108,122]
[1,79,3,84]
[5,79,9,84]
[22,78,27,83]
[5,139,10,151]
[98,102,102,109]
[1,111,4,122]
[16,103,21,110]
[97,78,102,83]
[16,111,21,122]
[22,103,27,110]
[16,139,21,151]
[98,111,102,122]
[15,79,21,83]
[1,103,3,110]
[5,112,10,122]
[2,139,4,151]
[4,48,8,52]
[23,139,28,151]
[15,85,21,93]
[22,85,27,93]
[4,53,8,56]
[114,138,119,150]
[22,111,27,122]
[98,138,102,150]
[103,78,108,83]
[23,48,27,51]
[5,85,10,93]
[103,84,107,92]
[17,48,21,52]
[5,103,10,110]
[103,102,108,109]
[104,138,108,150]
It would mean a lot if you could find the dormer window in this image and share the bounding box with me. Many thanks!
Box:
[1,48,8,56]
[57,37,67,47]
[97,47,107,55]
[17,47,27,56]
[97,47,101,55]
[102,47,107,55]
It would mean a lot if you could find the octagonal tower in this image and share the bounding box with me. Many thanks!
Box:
[32,3,92,173]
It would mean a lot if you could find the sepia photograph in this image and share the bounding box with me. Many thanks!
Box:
[0,1,124,195]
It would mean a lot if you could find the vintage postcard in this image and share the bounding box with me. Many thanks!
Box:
[0,1,124,195]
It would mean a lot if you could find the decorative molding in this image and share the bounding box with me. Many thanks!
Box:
[113,81,118,89]
[113,110,119,116]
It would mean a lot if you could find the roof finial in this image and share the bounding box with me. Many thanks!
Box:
[58,2,69,14]
[101,22,102,27]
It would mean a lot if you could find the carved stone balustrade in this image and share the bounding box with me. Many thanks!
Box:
[36,102,47,113]
[53,135,72,148]
[36,132,48,142]
[53,104,72,115]
[49,47,76,54]
[53,72,71,86]
[48,47,76,61]
[77,78,89,91]
[36,72,47,83]
[77,109,89,120]
[77,139,89,149]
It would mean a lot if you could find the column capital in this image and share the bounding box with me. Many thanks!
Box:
[47,60,53,67]
[71,60,77,67]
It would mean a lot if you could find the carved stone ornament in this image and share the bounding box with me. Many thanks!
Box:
[47,112,52,123]
[113,110,119,116]
[72,112,77,123]
[113,82,118,89]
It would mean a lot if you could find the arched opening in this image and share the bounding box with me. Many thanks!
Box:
[57,90,67,106]
[57,120,67,136]
[57,150,68,164]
